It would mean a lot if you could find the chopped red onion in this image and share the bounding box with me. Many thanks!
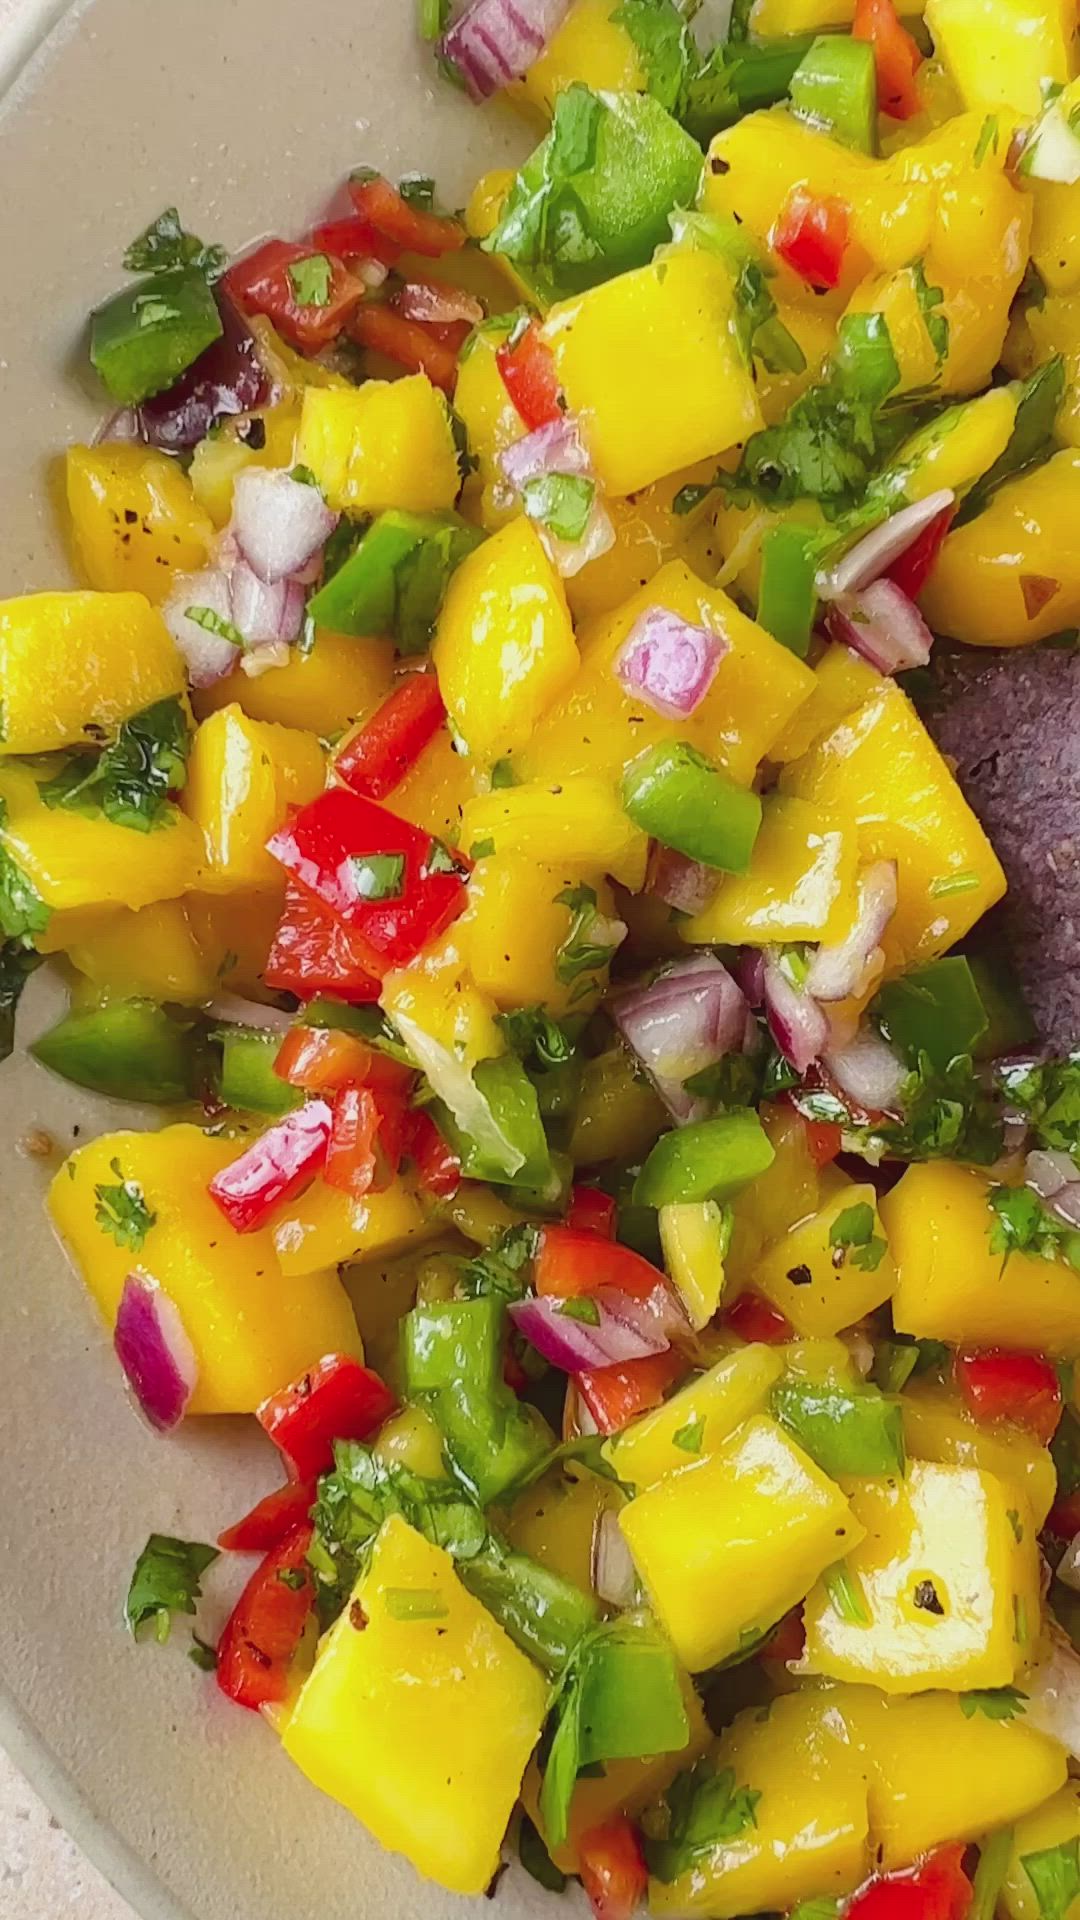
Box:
[498,415,590,493]
[806,861,898,1003]
[615,608,726,721]
[824,1025,906,1113]
[734,947,766,1009]
[162,568,241,687]
[137,293,269,451]
[614,956,749,1123]
[114,1274,197,1432]
[825,578,934,676]
[819,490,955,599]
[593,1510,638,1609]
[231,468,338,584]
[763,954,828,1076]
[397,281,485,327]
[509,1292,668,1374]
[230,561,303,647]
[648,846,719,917]
[440,0,574,100]
[1026,1148,1080,1228]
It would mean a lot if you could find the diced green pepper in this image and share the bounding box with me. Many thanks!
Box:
[789,35,878,154]
[633,1110,774,1207]
[757,524,819,657]
[721,35,817,117]
[459,1538,600,1674]
[622,741,762,873]
[771,1378,905,1477]
[307,510,484,652]
[215,1028,300,1117]
[89,267,224,406]
[31,999,194,1103]
[873,956,989,1074]
[966,953,1036,1061]
[402,1296,549,1504]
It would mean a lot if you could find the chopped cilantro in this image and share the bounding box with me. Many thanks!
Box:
[672,1416,705,1455]
[559,1295,601,1326]
[823,1562,869,1625]
[959,1687,1028,1722]
[287,253,333,307]
[646,1758,761,1882]
[912,257,949,365]
[974,114,1000,165]
[0,799,51,944]
[125,1534,218,1642]
[188,1634,218,1671]
[123,207,226,280]
[522,471,596,543]
[423,838,466,878]
[987,1183,1080,1272]
[684,1048,765,1111]
[38,697,190,834]
[184,604,245,649]
[350,852,405,901]
[999,1052,1080,1159]
[496,1007,578,1072]
[458,1223,540,1303]
[94,1158,156,1250]
[669,211,805,375]
[290,463,318,487]
[398,174,438,209]
[1021,1837,1080,1920]
[468,836,496,861]
[613,0,694,115]
[828,1200,887,1272]
[555,883,623,987]
[310,1439,488,1627]
[956,358,1065,526]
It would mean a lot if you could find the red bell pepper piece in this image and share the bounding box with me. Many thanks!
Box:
[257,1352,397,1481]
[846,1846,973,1920]
[853,0,924,119]
[536,1226,669,1303]
[310,215,400,268]
[222,240,364,353]
[218,1478,319,1553]
[579,1818,648,1920]
[208,1099,332,1233]
[273,1024,374,1092]
[578,1348,686,1436]
[885,503,956,599]
[803,1117,844,1169]
[567,1186,618,1238]
[721,1289,794,1345]
[334,674,447,802]
[267,787,468,977]
[405,1107,462,1198]
[954,1348,1062,1446]
[349,303,462,393]
[215,1523,315,1711]
[324,1083,380,1198]
[496,319,564,431]
[348,173,466,257]
[773,186,850,291]
[264,878,382,1005]
[760,1606,806,1666]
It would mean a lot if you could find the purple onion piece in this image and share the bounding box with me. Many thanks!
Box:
[762,954,828,1076]
[820,490,955,600]
[440,0,574,100]
[114,1274,197,1431]
[509,1292,668,1374]
[137,292,269,451]
[824,578,934,676]
[615,607,726,720]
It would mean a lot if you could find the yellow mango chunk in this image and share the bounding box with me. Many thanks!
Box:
[460,854,615,1014]
[283,1517,547,1896]
[387,723,487,843]
[0,590,184,756]
[39,898,217,1004]
[780,683,1005,973]
[460,776,649,891]
[1010,292,1080,450]
[658,1200,729,1329]
[518,0,645,118]
[620,1414,863,1671]
[1003,1783,1080,1920]
[453,331,524,534]
[752,0,924,30]
[0,762,201,916]
[888,384,1019,503]
[182,704,325,892]
[925,0,1075,115]
[754,1182,896,1336]
[565,464,715,626]
[725,1102,820,1292]
[48,1126,359,1415]
[273,1175,434,1278]
[921,449,1080,646]
[682,795,858,947]
[770,646,879,766]
[381,933,504,1064]
[195,631,394,737]
[902,1382,1057,1529]
[66,443,213,601]
[518,560,815,794]
[541,250,761,497]
[803,1460,1041,1691]
[607,1345,784,1489]
[189,400,302,527]
[296,377,460,517]
[184,887,284,999]
[881,1163,1080,1357]
[649,1691,871,1919]
[433,517,578,761]
[506,1463,622,1592]
[1031,178,1080,297]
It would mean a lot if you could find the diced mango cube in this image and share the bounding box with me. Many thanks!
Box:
[272,1175,435,1278]
[925,0,1074,115]
[296,377,461,517]
[1003,1784,1080,1920]
[518,0,645,118]
[182,704,325,892]
[0,591,185,756]
[460,776,649,891]
[682,795,858,946]
[194,631,394,737]
[65,444,213,601]
[460,854,615,1014]
[902,1383,1057,1530]
[0,762,202,916]
[38,897,218,1003]
[754,1182,896,1336]
[606,1345,784,1488]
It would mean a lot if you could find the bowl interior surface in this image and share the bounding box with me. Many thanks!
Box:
[0,5,552,1917]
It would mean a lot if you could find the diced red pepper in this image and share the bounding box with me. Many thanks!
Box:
[773,186,850,291]
[310,215,400,268]
[1048,1489,1080,1539]
[324,1082,380,1198]
[267,787,468,977]
[846,1846,973,1920]
[222,240,364,353]
[536,1226,668,1304]
[334,675,447,802]
[264,878,382,1005]
[578,1348,686,1436]
[273,1024,373,1092]
[496,319,564,431]
[885,503,956,599]
[760,1606,806,1666]
[804,1118,844,1169]
[348,173,467,257]
[349,303,462,393]
[853,0,924,119]
[405,1107,462,1198]
[954,1348,1062,1446]
[579,1818,648,1920]
[218,1478,319,1554]
[721,1289,794,1345]
[215,1523,315,1711]
[257,1352,397,1481]
[208,1100,332,1234]
[567,1186,617,1238]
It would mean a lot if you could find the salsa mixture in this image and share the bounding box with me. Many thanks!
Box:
[8,0,1080,1911]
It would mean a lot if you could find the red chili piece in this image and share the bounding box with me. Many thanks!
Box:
[222,240,364,352]
[218,1479,319,1554]
[263,877,382,1004]
[773,187,851,291]
[334,675,447,802]
[954,1348,1062,1446]
[215,1523,316,1710]
[208,1100,333,1234]
[257,1352,397,1481]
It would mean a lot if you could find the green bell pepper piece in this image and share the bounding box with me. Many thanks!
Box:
[771,1378,905,1477]
[402,1297,549,1504]
[307,509,484,652]
[622,741,762,872]
[215,1028,300,1116]
[966,954,1036,1061]
[31,1000,194,1103]
[789,35,878,154]
[633,1109,774,1206]
[873,956,989,1074]
[89,267,224,406]
[757,524,820,657]
[459,1539,600,1674]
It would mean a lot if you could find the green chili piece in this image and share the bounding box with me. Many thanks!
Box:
[633,1110,775,1207]
[621,742,762,873]
[89,266,224,406]
[789,35,878,153]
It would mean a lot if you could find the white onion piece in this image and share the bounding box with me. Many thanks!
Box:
[615,956,749,1123]
[499,415,590,492]
[806,861,898,1003]
[440,0,574,100]
[593,1510,638,1610]
[357,259,389,291]
[825,578,935,675]
[615,607,726,720]
[649,847,719,917]
[762,954,828,1076]
[231,467,338,584]
[1022,1624,1080,1758]
[230,562,294,646]
[1059,1537,1080,1594]
[162,568,241,687]
[92,407,141,446]
[819,490,955,599]
[206,994,294,1033]
[825,1025,906,1113]
[113,1274,197,1432]
[397,281,485,327]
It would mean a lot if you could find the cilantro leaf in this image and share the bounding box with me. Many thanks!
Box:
[828,1200,887,1272]
[973,114,1000,165]
[987,1184,1080,1271]
[1022,1837,1080,1920]
[999,1053,1080,1159]
[955,358,1065,526]
[0,799,51,944]
[555,883,624,990]
[672,1415,704,1454]
[824,1562,870,1625]
[457,1223,540,1302]
[669,212,805,376]
[123,207,227,280]
[496,1007,578,1072]
[125,1534,218,1641]
[912,257,948,366]
[613,0,695,114]
[287,253,333,307]
[94,1158,157,1250]
[0,938,42,1064]
[646,1758,761,1882]
[959,1687,1028,1721]
[38,698,190,833]
[559,1295,601,1325]
[310,1439,488,1626]
[797,1051,1003,1166]
[522,471,596,543]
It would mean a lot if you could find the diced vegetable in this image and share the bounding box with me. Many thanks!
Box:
[402,1297,549,1502]
[31,1000,194,1104]
[295,378,461,518]
[217,1026,302,1116]
[633,1112,775,1208]
[771,1376,905,1477]
[216,1523,315,1710]
[90,267,224,405]
[258,1353,396,1480]
[606,1344,784,1487]
[621,741,763,874]
[307,511,484,648]
[789,36,878,153]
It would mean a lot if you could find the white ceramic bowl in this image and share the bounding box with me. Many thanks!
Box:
[0,6,549,1915]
